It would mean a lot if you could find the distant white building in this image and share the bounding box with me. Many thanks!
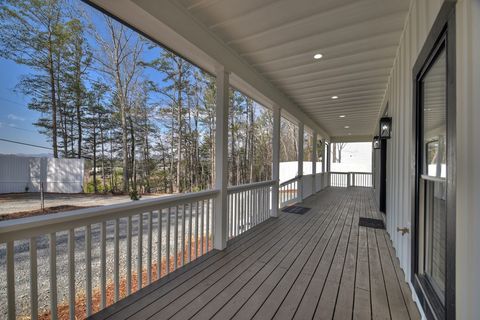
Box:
[0,155,84,193]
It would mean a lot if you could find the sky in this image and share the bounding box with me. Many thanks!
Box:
[0,58,50,155]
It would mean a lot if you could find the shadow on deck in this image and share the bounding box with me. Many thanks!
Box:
[90,187,420,320]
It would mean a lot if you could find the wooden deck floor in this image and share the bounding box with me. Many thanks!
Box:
[91,188,420,320]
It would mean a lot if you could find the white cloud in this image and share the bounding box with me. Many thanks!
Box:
[7,114,25,121]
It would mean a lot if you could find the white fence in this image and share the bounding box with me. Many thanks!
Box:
[0,155,84,193]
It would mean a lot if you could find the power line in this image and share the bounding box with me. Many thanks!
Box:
[0,137,52,150]
[0,137,95,160]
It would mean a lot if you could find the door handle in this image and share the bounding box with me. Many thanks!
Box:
[397,227,409,235]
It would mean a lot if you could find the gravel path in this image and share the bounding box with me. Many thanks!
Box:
[0,193,164,215]
[0,207,213,318]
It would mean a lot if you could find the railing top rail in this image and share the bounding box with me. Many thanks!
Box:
[329,171,372,174]
[227,180,276,193]
[0,189,219,242]
[280,176,301,187]
[349,171,373,174]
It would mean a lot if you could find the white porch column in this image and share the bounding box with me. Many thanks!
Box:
[327,142,331,186]
[298,122,304,201]
[312,131,317,192]
[214,66,229,250]
[322,141,326,172]
[271,105,281,217]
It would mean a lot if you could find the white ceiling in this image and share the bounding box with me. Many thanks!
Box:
[174,0,410,138]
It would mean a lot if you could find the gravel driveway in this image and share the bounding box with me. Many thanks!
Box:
[0,193,164,215]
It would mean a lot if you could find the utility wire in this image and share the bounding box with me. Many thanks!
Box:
[0,137,52,150]
[0,137,95,160]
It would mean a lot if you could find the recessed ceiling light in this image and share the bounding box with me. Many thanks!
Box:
[313,53,323,60]
[344,125,350,129]
[339,115,346,118]
[331,96,339,99]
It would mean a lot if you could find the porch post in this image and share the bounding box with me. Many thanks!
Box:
[214,66,229,250]
[327,142,331,187]
[322,141,326,173]
[312,131,317,192]
[271,105,281,217]
[298,122,304,201]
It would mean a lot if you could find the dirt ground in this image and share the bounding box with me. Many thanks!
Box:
[0,192,166,218]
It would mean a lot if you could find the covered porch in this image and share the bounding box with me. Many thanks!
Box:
[1,0,480,319]
[91,188,419,320]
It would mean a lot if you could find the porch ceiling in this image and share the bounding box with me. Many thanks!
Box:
[175,0,410,137]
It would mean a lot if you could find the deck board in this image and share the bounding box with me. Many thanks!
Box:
[90,188,420,320]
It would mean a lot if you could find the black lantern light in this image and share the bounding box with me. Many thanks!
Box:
[373,136,381,149]
[379,117,392,139]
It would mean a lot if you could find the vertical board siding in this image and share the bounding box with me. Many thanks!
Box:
[377,0,442,311]
[456,0,480,319]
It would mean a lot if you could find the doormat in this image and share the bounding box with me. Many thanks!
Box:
[359,217,385,229]
[282,205,310,214]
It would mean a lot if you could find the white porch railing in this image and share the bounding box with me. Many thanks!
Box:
[279,176,300,207]
[330,172,349,187]
[329,172,373,187]
[227,180,275,239]
[350,172,373,187]
[0,190,217,320]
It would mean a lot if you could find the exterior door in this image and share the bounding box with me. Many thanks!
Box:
[412,3,455,319]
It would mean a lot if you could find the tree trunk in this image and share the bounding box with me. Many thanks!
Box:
[176,62,183,193]
[100,126,106,192]
[48,45,58,158]
[332,143,337,163]
[93,126,98,193]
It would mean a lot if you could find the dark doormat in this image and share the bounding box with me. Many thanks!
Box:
[359,217,385,229]
[282,205,310,214]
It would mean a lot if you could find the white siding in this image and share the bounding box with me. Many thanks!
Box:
[380,0,442,278]
[455,0,480,319]
[377,0,443,317]
[380,0,480,318]
[0,155,84,193]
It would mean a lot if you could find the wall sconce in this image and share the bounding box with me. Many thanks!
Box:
[379,117,392,139]
[373,136,381,149]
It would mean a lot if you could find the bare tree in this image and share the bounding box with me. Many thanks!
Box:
[94,17,145,193]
